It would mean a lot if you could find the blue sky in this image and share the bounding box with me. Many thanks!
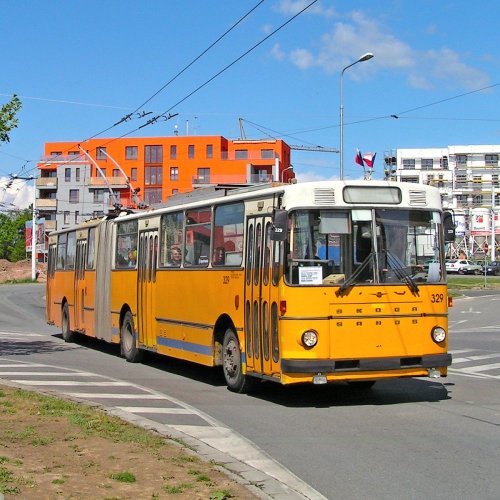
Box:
[1,0,499,208]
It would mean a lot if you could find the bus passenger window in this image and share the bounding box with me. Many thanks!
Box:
[116,221,138,269]
[185,208,211,267]
[160,211,184,267]
[213,202,244,267]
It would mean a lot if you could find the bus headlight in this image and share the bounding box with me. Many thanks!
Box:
[302,330,318,348]
[431,326,446,344]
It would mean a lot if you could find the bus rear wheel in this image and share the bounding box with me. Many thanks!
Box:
[61,303,75,343]
[120,311,143,363]
[222,329,255,393]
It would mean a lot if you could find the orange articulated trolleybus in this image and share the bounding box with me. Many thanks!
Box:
[46,180,454,393]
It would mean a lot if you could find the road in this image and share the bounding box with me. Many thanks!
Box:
[1,284,499,499]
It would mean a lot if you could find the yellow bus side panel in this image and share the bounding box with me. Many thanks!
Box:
[154,269,245,366]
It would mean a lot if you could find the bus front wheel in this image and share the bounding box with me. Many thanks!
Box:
[222,329,255,393]
[120,311,143,363]
[61,303,75,343]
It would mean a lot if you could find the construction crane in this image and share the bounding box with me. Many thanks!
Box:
[238,118,338,153]
[289,145,338,153]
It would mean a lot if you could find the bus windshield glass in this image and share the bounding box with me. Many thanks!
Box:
[284,208,444,286]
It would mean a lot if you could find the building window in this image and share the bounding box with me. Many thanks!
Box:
[472,194,483,206]
[93,210,104,217]
[69,189,79,203]
[64,211,70,225]
[473,175,482,184]
[235,149,248,159]
[402,159,415,170]
[440,156,448,170]
[75,168,80,182]
[112,169,120,177]
[93,189,105,203]
[125,146,138,160]
[197,168,210,182]
[456,154,467,165]
[145,145,163,163]
[65,168,71,182]
[485,154,498,166]
[144,188,162,205]
[172,188,178,195]
[206,144,213,159]
[74,211,79,224]
[50,151,62,157]
[68,151,79,157]
[455,172,467,187]
[96,147,106,160]
[131,168,137,181]
[170,145,177,160]
[145,166,162,185]
[188,145,195,159]
[261,149,274,159]
[421,159,434,170]
[170,167,179,181]
[492,174,499,187]
[456,194,467,207]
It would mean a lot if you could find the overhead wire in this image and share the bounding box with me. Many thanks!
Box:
[4,0,271,181]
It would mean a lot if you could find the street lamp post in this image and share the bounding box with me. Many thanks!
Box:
[339,52,374,180]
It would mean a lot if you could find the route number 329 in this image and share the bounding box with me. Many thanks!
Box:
[431,293,444,303]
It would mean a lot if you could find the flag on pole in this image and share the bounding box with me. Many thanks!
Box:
[355,149,364,167]
[362,152,376,168]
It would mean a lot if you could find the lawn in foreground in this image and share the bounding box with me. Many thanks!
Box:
[0,385,257,499]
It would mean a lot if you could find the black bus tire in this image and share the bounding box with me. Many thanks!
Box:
[61,302,75,343]
[120,311,143,363]
[222,329,257,393]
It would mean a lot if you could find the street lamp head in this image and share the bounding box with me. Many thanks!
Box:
[358,52,374,62]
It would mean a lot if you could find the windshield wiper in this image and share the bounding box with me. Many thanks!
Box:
[384,250,420,295]
[337,251,375,296]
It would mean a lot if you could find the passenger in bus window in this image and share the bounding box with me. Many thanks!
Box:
[168,246,182,266]
[213,246,225,266]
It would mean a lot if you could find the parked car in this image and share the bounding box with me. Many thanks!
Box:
[445,259,482,275]
[481,261,500,276]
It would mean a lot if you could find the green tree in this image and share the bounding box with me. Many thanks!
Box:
[0,95,22,144]
[0,210,31,261]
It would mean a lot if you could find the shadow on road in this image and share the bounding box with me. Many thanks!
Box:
[41,333,453,407]
[0,338,76,356]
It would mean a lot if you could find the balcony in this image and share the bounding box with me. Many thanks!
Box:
[36,177,58,189]
[191,173,274,186]
[39,155,87,164]
[221,151,279,161]
[87,176,129,188]
[36,199,57,210]
[43,220,56,232]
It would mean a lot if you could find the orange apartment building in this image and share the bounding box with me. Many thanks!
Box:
[36,135,293,232]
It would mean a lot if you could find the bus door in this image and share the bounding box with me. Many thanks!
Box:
[74,238,87,332]
[137,230,158,348]
[245,216,280,378]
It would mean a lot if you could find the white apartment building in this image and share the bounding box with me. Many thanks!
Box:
[384,145,500,258]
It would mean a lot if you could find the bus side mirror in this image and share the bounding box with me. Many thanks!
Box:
[443,211,455,243]
[270,209,288,241]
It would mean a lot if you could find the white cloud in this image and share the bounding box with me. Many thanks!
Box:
[426,48,490,90]
[270,43,286,61]
[275,0,336,17]
[290,48,315,69]
[272,9,490,90]
[0,177,33,210]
